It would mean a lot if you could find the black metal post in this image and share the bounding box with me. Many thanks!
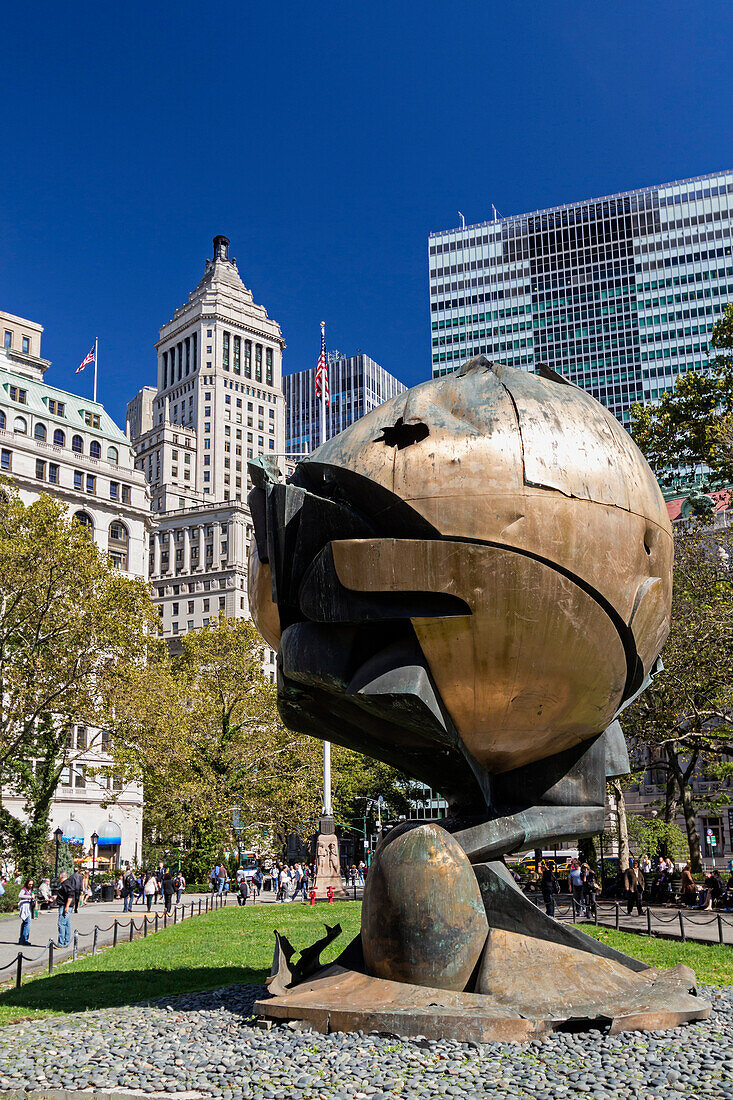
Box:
[718,913,724,945]
[54,827,62,880]
[198,899,201,915]
[164,909,167,928]
[129,919,134,942]
[113,920,118,947]
[615,902,620,930]
[678,910,686,941]
[15,953,22,989]
[155,912,159,933]
[646,908,652,936]
[92,926,98,955]
[91,831,99,896]
[173,906,177,925]
[48,942,54,974]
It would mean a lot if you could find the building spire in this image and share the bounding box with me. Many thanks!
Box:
[212,235,230,262]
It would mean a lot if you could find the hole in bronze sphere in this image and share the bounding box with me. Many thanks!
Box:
[374,418,429,450]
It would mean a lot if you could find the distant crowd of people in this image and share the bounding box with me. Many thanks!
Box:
[210,859,367,905]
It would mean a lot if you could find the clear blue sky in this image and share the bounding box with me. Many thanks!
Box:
[1,1,731,425]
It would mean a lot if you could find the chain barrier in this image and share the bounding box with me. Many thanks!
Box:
[6,894,231,990]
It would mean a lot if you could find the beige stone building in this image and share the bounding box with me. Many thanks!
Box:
[127,236,285,675]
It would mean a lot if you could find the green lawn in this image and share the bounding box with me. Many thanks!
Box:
[579,925,733,986]
[0,901,362,1027]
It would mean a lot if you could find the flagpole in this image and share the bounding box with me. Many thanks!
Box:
[318,320,333,818]
[93,337,98,403]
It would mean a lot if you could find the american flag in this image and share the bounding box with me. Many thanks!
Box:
[315,325,329,406]
[76,346,96,374]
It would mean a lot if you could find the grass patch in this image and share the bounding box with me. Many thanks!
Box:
[579,925,733,986]
[0,901,362,1027]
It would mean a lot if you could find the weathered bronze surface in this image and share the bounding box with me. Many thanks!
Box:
[247,355,695,1039]
[361,823,488,991]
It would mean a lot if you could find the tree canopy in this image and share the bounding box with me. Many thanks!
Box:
[0,484,157,874]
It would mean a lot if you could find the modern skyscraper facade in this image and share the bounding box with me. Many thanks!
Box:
[429,171,733,425]
[285,350,407,454]
[0,308,148,866]
[126,237,285,673]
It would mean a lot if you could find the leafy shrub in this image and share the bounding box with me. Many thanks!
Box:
[0,883,20,914]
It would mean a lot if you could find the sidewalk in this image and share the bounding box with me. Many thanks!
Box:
[0,892,224,983]
[546,894,733,945]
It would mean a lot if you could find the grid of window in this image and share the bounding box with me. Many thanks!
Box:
[429,171,733,426]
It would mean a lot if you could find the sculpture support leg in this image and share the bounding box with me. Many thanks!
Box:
[455,805,605,862]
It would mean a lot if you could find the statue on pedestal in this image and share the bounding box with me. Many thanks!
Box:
[247,356,709,1040]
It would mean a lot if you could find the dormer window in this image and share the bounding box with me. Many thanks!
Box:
[48,399,65,417]
[8,386,27,404]
[84,411,101,428]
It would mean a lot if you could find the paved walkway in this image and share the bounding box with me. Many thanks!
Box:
[544,894,733,945]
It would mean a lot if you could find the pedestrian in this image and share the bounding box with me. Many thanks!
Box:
[175,871,186,905]
[122,867,136,913]
[680,863,698,907]
[624,857,645,916]
[37,877,52,910]
[135,872,144,905]
[568,859,584,916]
[641,854,652,875]
[161,870,175,914]
[582,863,598,919]
[237,877,250,906]
[539,859,558,917]
[143,871,157,911]
[252,867,262,899]
[217,865,226,896]
[69,866,83,913]
[54,872,73,947]
[18,879,34,945]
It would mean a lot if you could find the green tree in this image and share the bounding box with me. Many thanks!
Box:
[0,485,157,875]
[112,617,324,874]
[630,302,733,487]
[622,523,733,872]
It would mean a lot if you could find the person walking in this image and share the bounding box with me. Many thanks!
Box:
[680,863,698,907]
[568,860,584,916]
[122,867,136,913]
[540,859,558,917]
[161,871,175,914]
[624,857,645,916]
[69,867,83,913]
[217,865,227,897]
[143,871,157,911]
[582,863,598,920]
[55,872,73,947]
[237,877,250,906]
[252,868,262,900]
[18,879,34,945]
[175,871,186,905]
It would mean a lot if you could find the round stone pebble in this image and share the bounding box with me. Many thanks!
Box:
[0,982,729,1097]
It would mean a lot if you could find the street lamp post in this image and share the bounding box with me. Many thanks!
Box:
[54,826,63,880]
[91,831,99,898]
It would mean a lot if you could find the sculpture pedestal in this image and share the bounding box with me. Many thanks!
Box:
[312,816,348,900]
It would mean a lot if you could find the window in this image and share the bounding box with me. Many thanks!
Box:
[233,335,241,374]
[121,485,130,504]
[35,459,46,480]
[255,344,262,382]
[187,600,194,614]
[9,386,27,404]
[223,331,230,370]
[84,411,101,428]
[72,434,83,454]
[21,336,30,354]
[53,428,65,446]
[244,340,252,378]
[74,766,86,789]
[109,521,127,542]
[172,602,179,615]
[107,446,118,465]
[74,510,93,531]
[3,331,10,348]
[110,481,119,500]
[0,411,4,429]
[219,596,225,609]
[48,399,65,416]
[48,463,59,485]
[266,347,273,386]
[0,450,10,471]
[85,474,96,494]
[14,416,27,434]
[73,471,83,490]
[34,423,47,442]
[76,726,87,751]
[89,440,101,459]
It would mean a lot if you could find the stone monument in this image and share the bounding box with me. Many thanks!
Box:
[246,356,709,1039]
[312,817,348,900]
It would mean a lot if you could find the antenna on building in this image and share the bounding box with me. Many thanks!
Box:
[458,211,466,229]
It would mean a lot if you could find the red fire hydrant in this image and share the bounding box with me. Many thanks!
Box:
[309,888,317,906]
[327,886,334,903]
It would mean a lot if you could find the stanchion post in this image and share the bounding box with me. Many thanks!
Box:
[678,910,686,941]
[93,926,98,956]
[129,919,134,942]
[594,904,598,925]
[48,942,54,975]
[155,912,159,933]
[646,908,652,936]
[198,899,202,915]
[15,953,22,989]
[164,909,168,928]
[718,912,724,945]
[571,896,576,921]
[113,920,118,948]
[173,906,177,925]
[615,903,620,930]
[73,930,79,960]
[144,917,148,938]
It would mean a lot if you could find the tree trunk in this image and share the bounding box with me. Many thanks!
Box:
[667,743,703,874]
[611,780,630,871]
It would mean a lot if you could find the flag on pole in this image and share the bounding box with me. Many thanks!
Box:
[315,325,329,406]
[76,346,96,374]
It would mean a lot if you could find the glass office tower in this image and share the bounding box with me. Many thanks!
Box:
[429,171,733,425]
[285,351,407,454]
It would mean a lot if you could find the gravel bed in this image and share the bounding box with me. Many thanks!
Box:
[0,983,731,1098]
